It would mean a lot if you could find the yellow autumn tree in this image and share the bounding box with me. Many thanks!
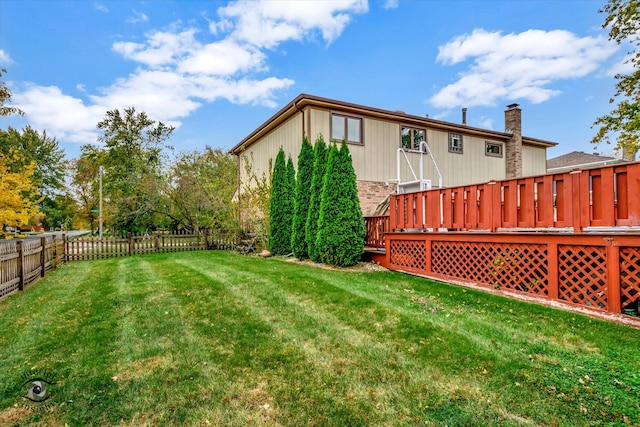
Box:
[0,150,41,231]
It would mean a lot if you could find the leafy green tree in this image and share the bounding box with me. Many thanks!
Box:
[41,193,80,231]
[238,153,272,250]
[592,0,640,160]
[0,151,40,231]
[170,147,237,233]
[268,148,294,255]
[316,141,365,267]
[83,107,174,235]
[291,137,315,259]
[305,136,328,262]
[0,126,67,227]
[70,153,101,234]
[0,68,24,117]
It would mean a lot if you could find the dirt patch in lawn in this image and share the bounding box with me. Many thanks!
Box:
[282,257,388,273]
[112,356,167,383]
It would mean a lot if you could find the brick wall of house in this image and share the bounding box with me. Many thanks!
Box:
[356,180,397,216]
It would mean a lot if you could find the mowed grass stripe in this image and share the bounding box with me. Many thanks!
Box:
[0,251,638,426]
[177,255,546,425]
[102,256,283,425]
[0,258,124,425]
[169,257,382,425]
[177,252,639,425]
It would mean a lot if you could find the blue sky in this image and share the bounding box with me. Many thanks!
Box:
[0,0,630,160]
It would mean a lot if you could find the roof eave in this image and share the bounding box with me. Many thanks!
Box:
[230,94,559,154]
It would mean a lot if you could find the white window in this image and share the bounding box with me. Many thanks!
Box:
[401,127,426,151]
[449,133,463,154]
[331,114,362,144]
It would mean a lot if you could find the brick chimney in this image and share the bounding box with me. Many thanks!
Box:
[504,103,522,178]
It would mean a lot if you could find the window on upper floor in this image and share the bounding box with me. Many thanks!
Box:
[448,133,463,154]
[401,126,426,151]
[331,114,362,144]
[485,141,503,158]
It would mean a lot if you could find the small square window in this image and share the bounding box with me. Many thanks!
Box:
[449,133,463,154]
[331,113,362,144]
[485,141,503,157]
[401,127,426,151]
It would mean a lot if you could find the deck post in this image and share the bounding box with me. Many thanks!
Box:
[547,242,559,300]
[606,238,621,313]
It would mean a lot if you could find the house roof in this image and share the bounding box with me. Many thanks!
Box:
[546,151,622,171]
[230,94,558,154]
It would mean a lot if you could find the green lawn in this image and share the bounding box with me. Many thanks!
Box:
[1,251,639,426]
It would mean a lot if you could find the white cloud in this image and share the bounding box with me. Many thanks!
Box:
[606,53,635,76]
[476,116,494,130]
[94,2,108,13]
[190,75,295,107]
[178,39,266,75]
[382,0,399,9]
[0,49,13,65]
[429,29,617,108]
[13,85,105,143]
[216,0,368,48]
[113,29,198,68]
[127,10,149,24]
[13,0,368,144]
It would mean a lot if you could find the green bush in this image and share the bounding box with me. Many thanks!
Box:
[316,141,365,267]
[305,136,328,262]
[268,148,294,255]
[291,137,315,259]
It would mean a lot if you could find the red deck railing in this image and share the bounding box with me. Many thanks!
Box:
[364,216,389,248]
[387,161,640,232]
[363,162,640,320]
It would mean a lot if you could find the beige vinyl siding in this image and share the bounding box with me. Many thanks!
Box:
[308,108,330,142]
[522,145,547,176]
[239,106,543,194]
[240,114,302,185]
[307,108,508,187]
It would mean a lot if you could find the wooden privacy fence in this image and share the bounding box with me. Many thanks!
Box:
[0,231,237,300]
[0,235,64,300]
[384,232,640,317]
[390,161,640,232]
[65,231,235,261]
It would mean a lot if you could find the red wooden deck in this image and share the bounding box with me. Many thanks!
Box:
[364,161,640,321]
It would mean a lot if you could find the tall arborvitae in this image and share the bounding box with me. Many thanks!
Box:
[305,136,328,262]
[268,148,293,255]
[316,141,365,267]
[291,137,315,259]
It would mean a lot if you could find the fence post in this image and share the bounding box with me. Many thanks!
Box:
[40,236,46,277]
[128,235,134,256]
[17,240,24,291]
[62,234,67,264]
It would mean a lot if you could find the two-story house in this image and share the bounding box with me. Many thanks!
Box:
[230,94,557,216]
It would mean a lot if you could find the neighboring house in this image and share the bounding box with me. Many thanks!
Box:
[230,94,557,216]
[546,151,625,173]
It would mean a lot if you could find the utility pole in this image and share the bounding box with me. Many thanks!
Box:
[99,165,103,239]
